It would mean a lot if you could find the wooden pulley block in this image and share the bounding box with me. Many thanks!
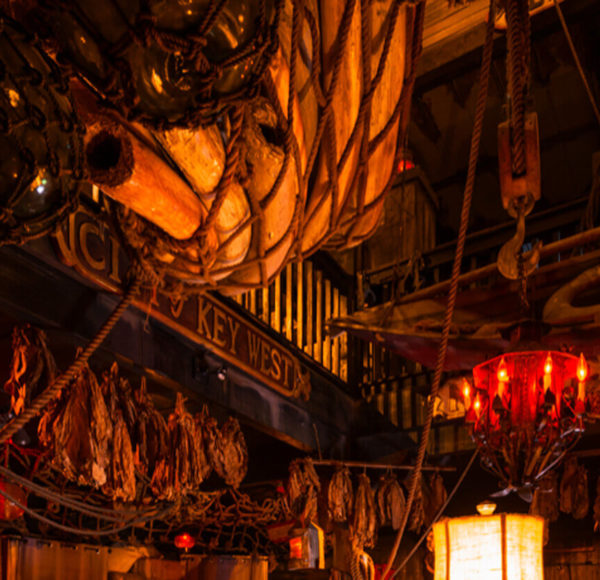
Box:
[497,111,541,217]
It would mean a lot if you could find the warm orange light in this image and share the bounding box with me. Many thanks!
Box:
[397,158,415,173]
[433,513,544,579]
[174,532,195,550]
[474,397,481,412]
[290,536,303,559]
[577,353,588,382]
[544,353,552,375]
[497,358,508,382]
[462,380,470,399]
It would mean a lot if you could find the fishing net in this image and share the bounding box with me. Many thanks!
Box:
[9,0,424,294]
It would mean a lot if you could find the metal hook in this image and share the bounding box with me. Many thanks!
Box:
[497,204,542,281]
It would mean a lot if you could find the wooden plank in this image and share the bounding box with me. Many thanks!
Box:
[261,286,269,325]
[340,295,348,381]
[315,269,323,363]
[389,381,399,426]
[273,273,281,331]
[296,261,304,350]
[323,278,332,369]
[249,289,257,315]
[305,261,313,357]
[332,287,340,376]
[285,264,293,341]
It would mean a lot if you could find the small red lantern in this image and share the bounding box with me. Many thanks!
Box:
[464,348,585,494]
[397,158,415,173]
[174,532,195,551]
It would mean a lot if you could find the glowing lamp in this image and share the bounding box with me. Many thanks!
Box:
[289,537,303,560]
[465,349,584,492]
[174,532,195,551]
[433,503,544,580]
[496,357,509,382]
[544,353,553,375]
[397,158,415,173]
[462,381,470,399]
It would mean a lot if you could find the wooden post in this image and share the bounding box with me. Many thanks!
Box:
[305,261,313,357]
[315,269,323,363]
[296,261,304,350]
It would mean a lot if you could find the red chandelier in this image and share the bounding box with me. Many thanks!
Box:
[463,348,587,498]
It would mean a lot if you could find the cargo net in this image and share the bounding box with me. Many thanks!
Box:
[11,0,425,295]
[0,17,83,246]
[0,325,286,549]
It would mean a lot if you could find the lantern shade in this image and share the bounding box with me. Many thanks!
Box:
[433,514,544,580]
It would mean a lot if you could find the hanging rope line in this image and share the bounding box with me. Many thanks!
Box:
[552,0,600,129]
[382,0,497,574]
[391,449,479,578]
[0,279,140,444]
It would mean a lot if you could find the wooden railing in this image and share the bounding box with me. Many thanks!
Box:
[230,258,352,381]
[356,196,593,455]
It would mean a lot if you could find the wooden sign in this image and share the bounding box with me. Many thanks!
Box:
[53,207,311,400]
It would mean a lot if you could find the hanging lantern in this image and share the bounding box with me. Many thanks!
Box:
[433,503,544,580]
[464,346,585,495]
[174,531,196,551]
[0,16,83,245]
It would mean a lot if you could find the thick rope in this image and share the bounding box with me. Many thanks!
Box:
[505,0,529,176]
[0,280,140,444]
[382,1,496,574]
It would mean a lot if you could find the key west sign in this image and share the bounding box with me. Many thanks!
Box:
[54,207,311,400]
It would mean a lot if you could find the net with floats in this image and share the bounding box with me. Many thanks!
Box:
[6,0,425,295]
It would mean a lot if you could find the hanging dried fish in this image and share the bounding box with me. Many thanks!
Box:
[41,364,112,488]
[328,465,353,523]
[351,473,377,549]
[117,374,137,437]
[101,364,136,501]
[560,456,580,515]
[133,377,170,495]
[202,409,248,488]
[572,464,590,520]
[287,458,321,523]
[530,472,559,523]
[408,473,426,533]
[375,473,406,530]
[425,472,447,526]
[5,325,57,417]
[160,393,198,500]
[109,411,137,501]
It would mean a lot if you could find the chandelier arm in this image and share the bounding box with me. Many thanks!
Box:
[535,436,581,482]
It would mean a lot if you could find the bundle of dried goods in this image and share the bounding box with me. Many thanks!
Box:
[375,472,405,530]
[350,473,377,549]
[201,409,248,488]
[4,325,57,418]
[327,464,353,523]
[39,364,112,488]
[287,457,321,524]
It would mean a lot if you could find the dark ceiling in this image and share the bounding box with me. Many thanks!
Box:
[408,0,600,243]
